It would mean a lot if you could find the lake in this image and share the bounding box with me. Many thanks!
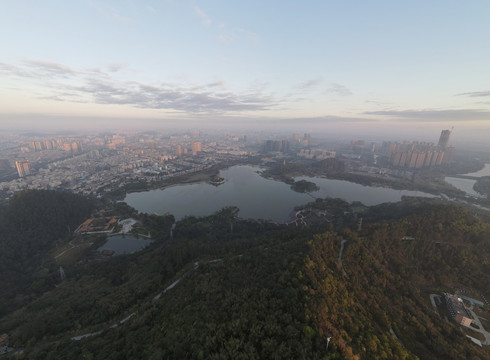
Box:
[461,163,490,178]
[444,163,490,198]
[97,235,152,255]
[444,177,481,198]
[124,165,435,222]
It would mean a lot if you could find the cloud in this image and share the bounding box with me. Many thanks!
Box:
[219,34,234,44]
[365,99,391,106]
[325,83,352,96]
[279,115,375,124]
[0,60,275,114]
[238,28,259,43]
[194,6,212,27]
[457,91,490,98]
[365,108,490,122]
[206,80,226,89]
[111,12,132,24]
[0,62,30,77]
[88,0,133,24]
[198,16,259,45]
[297,77,324,90]
[22,60,80,78]
[106,62,127,72]
[218,29,259,45]
[101,80,274,112]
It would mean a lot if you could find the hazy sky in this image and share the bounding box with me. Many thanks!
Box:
[1,1,490,139]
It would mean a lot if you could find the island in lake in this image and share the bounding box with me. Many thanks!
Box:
[290,179,320,193]
[209,175,225,186]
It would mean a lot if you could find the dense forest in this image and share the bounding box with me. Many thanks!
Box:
[0,190,95,317]
[305,206,490,359]
[0,193,489,359]
[290,179,320,193]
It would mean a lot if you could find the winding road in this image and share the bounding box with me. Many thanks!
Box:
[338,239,349,278]
[71,273,186,341]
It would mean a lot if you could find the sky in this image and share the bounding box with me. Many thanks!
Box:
[1,0,490,142]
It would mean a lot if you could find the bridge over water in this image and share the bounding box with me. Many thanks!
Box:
[446,174,482,181]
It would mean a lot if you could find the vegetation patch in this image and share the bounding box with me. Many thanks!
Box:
[1,192,489,359]
[290,179,319,193]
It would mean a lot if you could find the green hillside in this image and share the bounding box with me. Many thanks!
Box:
[0,190,95,317]
[0,197,489,359]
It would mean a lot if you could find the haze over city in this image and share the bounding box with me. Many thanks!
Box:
[2,2,490,358]
[1,1,490,146]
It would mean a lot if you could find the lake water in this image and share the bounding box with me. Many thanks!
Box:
[296,176,434,206]
[444,177,481,198]
[124,165,435,222]
[444,163,490,198]
[97,235,152,255]
[461,163,490,178]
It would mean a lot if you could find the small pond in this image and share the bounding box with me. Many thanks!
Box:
[97,234,152,256]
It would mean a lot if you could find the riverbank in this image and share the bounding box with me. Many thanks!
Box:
[261,161,463,198]
[257,158,490,216]
[105,160,249,201]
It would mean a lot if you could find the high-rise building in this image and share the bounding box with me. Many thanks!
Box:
[390,152,402,166]
[281,139,289,153]
[175,145,183,157]
[400,152,409,167]
[303,133,311,146]
[44,139,54,150]
[424,151,434,167]
[415,152,426,168]
[408,151,419,168]
[438,129,451,149]
[434,151,444,165]
[69,141,82,154]
[263,139,289,153]
[192,141,202,155]
[443,146,456,164]
[15,160,30,178]
[351,140,365,154]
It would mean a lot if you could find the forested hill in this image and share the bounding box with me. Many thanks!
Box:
[306,206,490,360]
[1,201,489,359]
[0,190,95,316]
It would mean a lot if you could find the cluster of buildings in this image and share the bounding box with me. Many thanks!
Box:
[24,138,83,154]
[12,138,84,178]
[0,132,257,198]
[382,129,455,169]
[298,149,336,160]
[174,142,203,157]
[350,140,376,154]
[15,160,31,178]
[262,133,314,154]
[0,128,465,200]
[262,139,290,153]
[75,216,118,234]
[444,293,473,327]
[292,133,311,146]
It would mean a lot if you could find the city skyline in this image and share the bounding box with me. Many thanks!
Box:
[1,1,490,142]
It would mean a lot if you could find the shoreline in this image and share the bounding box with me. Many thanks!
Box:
[113,158,490,212]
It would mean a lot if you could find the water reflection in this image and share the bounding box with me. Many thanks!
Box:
[124,165,435,222]
[97,235,152,256]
